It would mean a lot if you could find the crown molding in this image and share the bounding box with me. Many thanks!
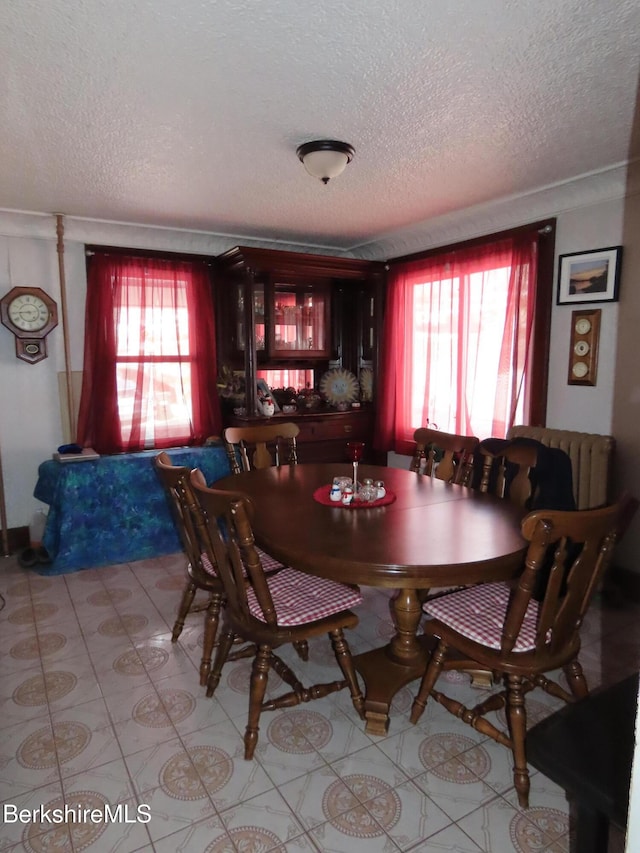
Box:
[1,160,636,260]
[0,211,357,257]
[350,162,632,260]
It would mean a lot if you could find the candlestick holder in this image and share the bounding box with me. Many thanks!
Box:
[346,441,364,492]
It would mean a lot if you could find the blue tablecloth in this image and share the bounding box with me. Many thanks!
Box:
[33,445,232,575]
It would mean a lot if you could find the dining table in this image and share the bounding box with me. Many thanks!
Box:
[215,462,527,735]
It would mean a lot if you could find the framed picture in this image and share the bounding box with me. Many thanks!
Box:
[256,378,280,411]
[557,246,623,305]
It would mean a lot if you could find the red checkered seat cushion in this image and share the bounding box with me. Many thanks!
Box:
[247,567,363,627]
[200,547,284,578]
[423,582,540,652]
[255,547,285,573]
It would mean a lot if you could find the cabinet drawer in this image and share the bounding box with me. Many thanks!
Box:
[297,413,372,442]
[227,411,374,453]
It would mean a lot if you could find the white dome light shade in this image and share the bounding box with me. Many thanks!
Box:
[296,140,355,184]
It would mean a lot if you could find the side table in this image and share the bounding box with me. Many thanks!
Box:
[526,672,638,853]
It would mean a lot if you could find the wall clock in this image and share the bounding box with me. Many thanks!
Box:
[567,308,600,386]
[0,286,59,363]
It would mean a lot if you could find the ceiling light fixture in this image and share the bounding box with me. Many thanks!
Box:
[296,140,355,184]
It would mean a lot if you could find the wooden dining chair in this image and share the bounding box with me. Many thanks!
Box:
[154,452,283,686]
[410,428,479,604]
[224,422,299,473]
[224,419,310,663]
[409,493,637,809]
[154,451,227,685]
[410,427,479,486]
[189,467,366,759]
[476,437,540,507]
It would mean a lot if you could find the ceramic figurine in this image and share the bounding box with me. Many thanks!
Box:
[257,393,275,417]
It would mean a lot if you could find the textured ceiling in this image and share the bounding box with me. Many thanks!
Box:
[1,0,639,254]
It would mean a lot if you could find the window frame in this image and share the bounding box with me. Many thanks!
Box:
[80,245,219,453]
[386,219,556,431]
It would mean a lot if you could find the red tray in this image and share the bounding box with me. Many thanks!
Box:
[313,485,396,509]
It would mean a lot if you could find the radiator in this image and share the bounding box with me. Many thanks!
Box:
[507,425,615,510]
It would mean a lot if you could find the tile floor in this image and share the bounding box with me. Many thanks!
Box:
[0,551,637,852]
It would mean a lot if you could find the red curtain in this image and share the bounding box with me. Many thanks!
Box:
[77,253,221,453]
[375,233,537,454]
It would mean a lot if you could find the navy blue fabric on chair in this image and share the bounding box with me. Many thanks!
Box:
[473,437,576,601]
[472,437,576,512]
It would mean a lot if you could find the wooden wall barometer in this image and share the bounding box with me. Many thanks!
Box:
[567,308,600,386]
[0,286,59,363]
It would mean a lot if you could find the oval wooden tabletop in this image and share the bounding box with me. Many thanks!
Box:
[215,463,527,589]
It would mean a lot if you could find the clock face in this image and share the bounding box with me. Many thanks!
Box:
[1,287,58,363]
[575,317,592,335]
[8,294,50,332]
[574,340,590,357]
[571,361,589,379]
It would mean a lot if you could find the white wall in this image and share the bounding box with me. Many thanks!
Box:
[384,192,624,471]
[546,197,623,432]
[0,222,68,533]
[0,212,234,528]
[0,189,637,853]
[0,174,627,533]
[0,213,342,533]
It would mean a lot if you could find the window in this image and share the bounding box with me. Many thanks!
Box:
[375,224,554,454]
[77,251,221,454]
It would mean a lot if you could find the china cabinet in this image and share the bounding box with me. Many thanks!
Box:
[214,246,385,462]
[232,279,331,359]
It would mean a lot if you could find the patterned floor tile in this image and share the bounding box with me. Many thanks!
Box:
[219,787,308,847]
[1,551,637,853]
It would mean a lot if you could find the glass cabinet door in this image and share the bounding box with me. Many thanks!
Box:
[235,283,265,352]
[359,287,375,364]
[271,283,330,358]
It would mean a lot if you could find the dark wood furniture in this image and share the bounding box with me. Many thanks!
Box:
[153,452,226,686]
[410,499,629,808]
[222,420,312,668]
[410,427,479,485]
[190,469,366,759]
[526,672,638,852]
[409,429,480,604]
[226,408,375,463]
[477,438,539,506]
[215,462,527,735]
[223,422,300,472]
[215,246,385,461]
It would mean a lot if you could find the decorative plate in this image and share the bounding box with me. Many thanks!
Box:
[359,367,373,402]
[319,368,359,405]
